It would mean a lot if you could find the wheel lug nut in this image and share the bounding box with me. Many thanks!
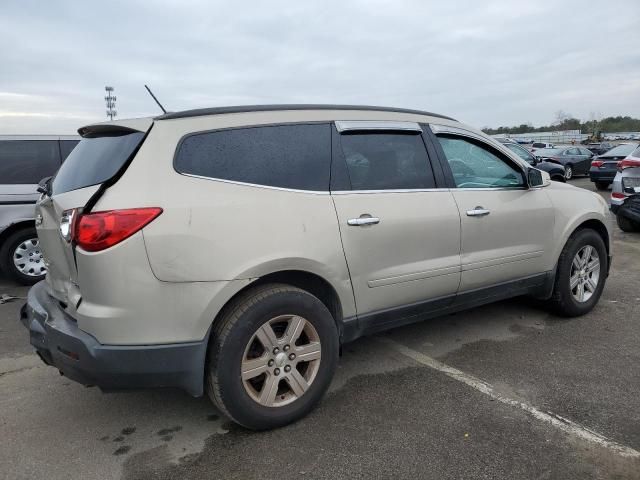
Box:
[268,359,274,367]
[284,365,291,373]
[283,345,290,352]
[289,353,295,360]
[274,368,280,376]
[273,347,279,354]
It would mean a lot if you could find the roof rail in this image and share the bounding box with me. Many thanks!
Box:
[155,104,455,122]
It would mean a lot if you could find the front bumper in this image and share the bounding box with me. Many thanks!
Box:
[20,281,207,396]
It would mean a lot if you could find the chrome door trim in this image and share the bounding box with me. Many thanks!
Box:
[178,172,330,195]
[347,217,380,226]
[335,120,422,134]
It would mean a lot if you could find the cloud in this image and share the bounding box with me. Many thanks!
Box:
[0,0,638,133]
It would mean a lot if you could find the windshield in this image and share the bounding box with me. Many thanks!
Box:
[51,132,145,195]
[601,143,637,157]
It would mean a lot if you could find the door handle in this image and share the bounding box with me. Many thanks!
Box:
[466,207,490,217]
[347,216,380,226]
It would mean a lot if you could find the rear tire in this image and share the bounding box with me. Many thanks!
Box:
[549,229,607,317]
[206,283,339,430]
[595,181,610,191]
[0,228,46,285]
[564,164,573,180]
[616,214,640,232]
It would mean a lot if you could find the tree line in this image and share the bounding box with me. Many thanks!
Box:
[482,114,640,136]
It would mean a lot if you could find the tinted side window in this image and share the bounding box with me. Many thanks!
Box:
[337,132,435,190]
[437,135,525,189]
[60,140,80,161]
[0,140,61,184]
[505,143,534,164]
[175,124,330,191]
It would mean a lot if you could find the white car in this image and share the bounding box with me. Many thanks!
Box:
[21,104,612,429]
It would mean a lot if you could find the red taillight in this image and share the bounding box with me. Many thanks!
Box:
[74,208,163,252]
[618,158,640,170]
[611,192,625,199]
[591,160,603,168]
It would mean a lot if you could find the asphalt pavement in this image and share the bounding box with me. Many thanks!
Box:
[1,177,639,480]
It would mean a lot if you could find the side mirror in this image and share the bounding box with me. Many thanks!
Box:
[528,168,550,188]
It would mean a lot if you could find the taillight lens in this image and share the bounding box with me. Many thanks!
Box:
[618,158,640,171]
[611,192,626,199]
[591,160,603,168]
[74,208,163,252]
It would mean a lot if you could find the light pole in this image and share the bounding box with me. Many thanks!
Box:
[105,86,117,120]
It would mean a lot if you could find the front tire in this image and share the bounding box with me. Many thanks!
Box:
[594,181,610,191]
[549,229,607,317]
[0,228,46,285]
[616,214,640,232]
[206,283,339,430]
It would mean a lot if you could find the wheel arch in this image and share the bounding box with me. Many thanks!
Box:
[0,220,36,248]
[211,269,348,342]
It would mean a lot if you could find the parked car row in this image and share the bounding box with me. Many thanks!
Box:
[609,145,640,232]
[532,146,594,180]
[0,135,79,284]
[589,143,639,190]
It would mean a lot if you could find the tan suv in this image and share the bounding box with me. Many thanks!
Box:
[21,105,611,430]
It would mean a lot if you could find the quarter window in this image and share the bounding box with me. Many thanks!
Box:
[174,124,331,191]
[437,135,525,189]
[0,140,61,184]
[337,132,435,190]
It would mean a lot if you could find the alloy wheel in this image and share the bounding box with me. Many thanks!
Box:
[569,245,600,303]
[241,314,321,407]
[565,166,573,180]
[12,238,46,277]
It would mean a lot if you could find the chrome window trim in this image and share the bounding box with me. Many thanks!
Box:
[331,188,443,195]
[335,120,422,134]
[178,172,330,195]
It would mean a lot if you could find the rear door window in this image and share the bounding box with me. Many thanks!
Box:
[52,132,145,195]
[0,140,61,184]
[174,124,331,191]
[337,132,435,190]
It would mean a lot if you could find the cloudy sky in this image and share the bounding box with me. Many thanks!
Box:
[1,0,639,134]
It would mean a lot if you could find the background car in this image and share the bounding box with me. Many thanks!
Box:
[586,142,615,156]
[530,142,554,152]
[0,135,79,284]
[534,146,594,180]
[610,146,640,231]
[497,139,566,182]
[589,143,638,191]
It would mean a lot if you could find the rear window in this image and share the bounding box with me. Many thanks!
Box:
[532,143,547,148]
[52,132,144,195]
[59,140,79,161]
[0,140,61,184]
[174,124,331,191]
[602,144,637,157]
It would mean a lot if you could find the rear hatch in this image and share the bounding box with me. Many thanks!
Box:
[36,119,151,307]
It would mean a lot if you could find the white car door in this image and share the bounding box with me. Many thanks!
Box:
[430,127,556,293]
[330,122,462,326]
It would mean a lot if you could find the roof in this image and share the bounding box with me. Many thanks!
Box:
[155,104,456,122]
[0,135,80,141]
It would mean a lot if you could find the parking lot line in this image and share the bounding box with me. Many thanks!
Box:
[377,336,640,458]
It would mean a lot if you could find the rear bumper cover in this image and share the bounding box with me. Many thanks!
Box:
[20,281,207,396]
[613,195,640,223]
[589,169,616,182]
